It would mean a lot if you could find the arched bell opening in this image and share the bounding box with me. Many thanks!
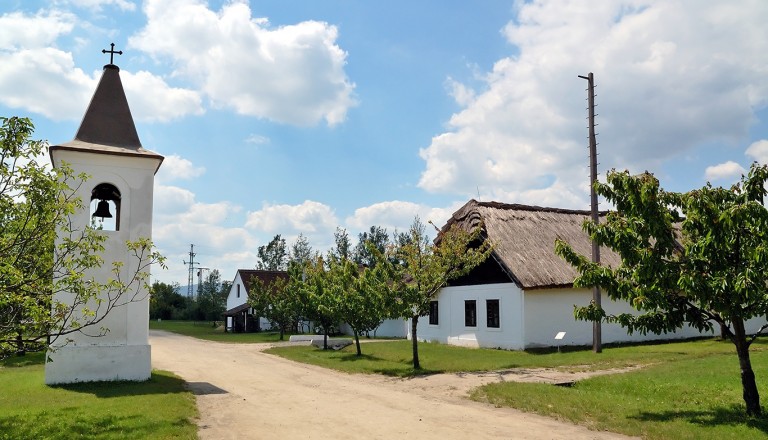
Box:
[90,183,121,231]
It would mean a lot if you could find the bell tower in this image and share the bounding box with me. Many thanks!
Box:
[45,45,163,384]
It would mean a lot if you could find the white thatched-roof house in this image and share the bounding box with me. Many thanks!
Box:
[412,199,713,349]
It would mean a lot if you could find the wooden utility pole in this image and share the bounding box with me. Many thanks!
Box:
[578,72,602,353]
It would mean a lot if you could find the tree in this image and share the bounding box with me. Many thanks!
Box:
[149,281,185,320]
[326,249,392,355]
[330,227,352,261]
[302,256,341,349]
[289,233,314,265]
[195,269,227,321]
[353,225,389,267]
[555,165,768,416]
[257,234,287,270]
[0,116,164,358]
[247,273,298,340]
[391,217,492,369]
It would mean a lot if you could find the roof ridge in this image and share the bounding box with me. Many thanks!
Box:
[469,199,609,215]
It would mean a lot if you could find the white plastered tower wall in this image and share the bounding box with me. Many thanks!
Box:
[45,62,163,384]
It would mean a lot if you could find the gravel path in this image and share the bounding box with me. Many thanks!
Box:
[150,330,637,440]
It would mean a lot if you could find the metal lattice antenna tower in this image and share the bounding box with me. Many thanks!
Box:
[182,244,199,297]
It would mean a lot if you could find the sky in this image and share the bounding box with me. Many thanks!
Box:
[2,0,768,287]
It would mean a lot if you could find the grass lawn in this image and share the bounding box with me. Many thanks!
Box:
[149,319,293,343]
[267,337,768,439]
[265,337,747,376]
[0,352,197,439]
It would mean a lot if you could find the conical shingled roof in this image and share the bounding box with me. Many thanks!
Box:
[75,64,141,149]
[51,64,163,168]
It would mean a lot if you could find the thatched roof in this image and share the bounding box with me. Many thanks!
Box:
[443,200,622,289]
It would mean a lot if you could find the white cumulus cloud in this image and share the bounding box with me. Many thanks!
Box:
[129,0,357,126]
[418,0,768,209]
[345,200,458,233]
[121,70,203,122]
[245,200,339,235]
[0,9,75,49]
[704,161,746,182]
[0,9,202,122]
[155,154,206,183]
[746,140,768,164]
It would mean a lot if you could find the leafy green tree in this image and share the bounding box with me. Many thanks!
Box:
[330,227,352,262]
[302,256,341,349]
[247,273,298,340]
[195,269,227,321]
[353,225,389,267]
[257,234,287,270]
[149,281,185,320]
[289,233,314,265]
[391,217,492,369]
[325,249,393,355]
[556,165,768,416]
[0,116,164,358]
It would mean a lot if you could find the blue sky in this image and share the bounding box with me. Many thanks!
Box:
[2,0,767,286]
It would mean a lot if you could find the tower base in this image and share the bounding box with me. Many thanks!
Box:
[44,344,151,385]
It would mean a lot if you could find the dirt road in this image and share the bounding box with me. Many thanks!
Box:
[150,330,635,440]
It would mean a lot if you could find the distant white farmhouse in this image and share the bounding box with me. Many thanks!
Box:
[413,199,725,350]
[223,270,287,332]
[224,269,409,338]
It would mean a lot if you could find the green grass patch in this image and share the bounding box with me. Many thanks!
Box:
[0,352,197,439]
[150,319,293,343]
[469,340,768,439]
[265,337,745,377]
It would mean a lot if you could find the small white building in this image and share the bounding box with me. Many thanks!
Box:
[413,200,723,350]
[45,59,163,383]
[223,270,288,332]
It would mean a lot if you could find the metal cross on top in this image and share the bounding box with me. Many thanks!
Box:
[102,43,123,65]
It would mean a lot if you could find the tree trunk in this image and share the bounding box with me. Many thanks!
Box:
[279,325,284,341]
[411,316,420,369]
[732,319,761,416]
[354,329,361,356]
[323,326,328,350]
[15,332,25,357]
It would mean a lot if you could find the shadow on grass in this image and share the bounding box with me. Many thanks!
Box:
[337,353,384,362]
[632,405,768,433]
[53,371,189,398]
[1,351,46,367]
[333,352,442,377]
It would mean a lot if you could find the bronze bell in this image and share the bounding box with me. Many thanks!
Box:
[92,200,113,219]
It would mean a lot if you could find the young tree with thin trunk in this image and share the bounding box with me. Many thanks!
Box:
[556,165,768,416]
[325,250,391,356]
[391,217,492,370]
[301,257,340,350]
[0,116,164,359]
[248,274,296,340]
